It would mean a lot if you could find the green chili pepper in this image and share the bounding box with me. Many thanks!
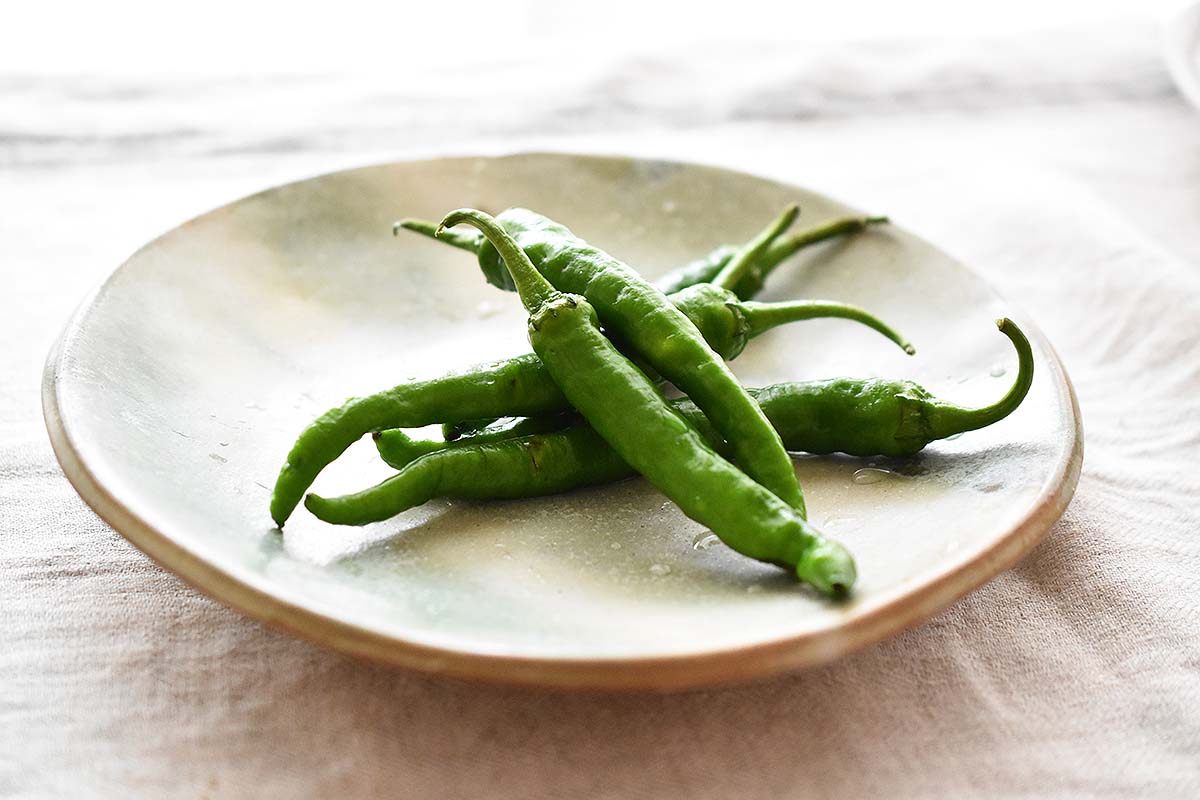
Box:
[381,207,852,596]
[397,213,888,301]
[323,323,1030,522]
[401,209,889,439]
[379,319,1032,473]
[437,205,812,514]
[325,331,1027,522]
[436,288,911,442]
[270,281,908,526]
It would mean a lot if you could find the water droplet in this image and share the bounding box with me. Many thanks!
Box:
[476,300,500,318]
[989,363,1007,378]
[218,440,229,447]
[692,533,720,551]
[610,542,622,550]
[649,563,672,577]
[661,200,677,213]
[852,467,892,485]
[945,432,964,441]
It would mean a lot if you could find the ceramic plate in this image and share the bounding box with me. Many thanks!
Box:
[43,153,1081,689]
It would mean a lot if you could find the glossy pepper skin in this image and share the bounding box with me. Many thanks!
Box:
[462,206,808,514]
[387,208,854,596]
[269,281,907,527]
[372,318,1033,475]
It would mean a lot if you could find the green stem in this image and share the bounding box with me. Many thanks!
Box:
[396,218,482,253]
[758,215,888,277]
[712,204,800,293]
[928,318,1035,436]
[740,299,915,355]
[437,209,557,312]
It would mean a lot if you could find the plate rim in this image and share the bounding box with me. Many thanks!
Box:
[42,150,1084,690]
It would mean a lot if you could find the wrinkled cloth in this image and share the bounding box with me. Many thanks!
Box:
[3,20,1199,799]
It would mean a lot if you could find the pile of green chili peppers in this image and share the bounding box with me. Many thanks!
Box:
[271,206,1034,600]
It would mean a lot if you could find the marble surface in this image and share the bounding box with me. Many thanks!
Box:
[4,17,1199,798]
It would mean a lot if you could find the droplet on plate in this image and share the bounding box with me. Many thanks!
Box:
[852,467,892,485]
[648,563,671,577]
[218,440,230,447]
[989,363,1007,378]
[692,533,720,551]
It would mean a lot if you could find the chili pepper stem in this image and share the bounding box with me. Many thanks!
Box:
[757,215,889,280]
[397,218,482,253]
[712,203,800,293]
[739,299,915,355]
[437,210,558,312]
[927,318,1034,437]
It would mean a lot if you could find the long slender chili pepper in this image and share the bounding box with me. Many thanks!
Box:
[441,205,810,513]
[269,273,909,527]
[435,287,912,442]
[400,209,890,440]
[374,207,853,595]
[333,317,1027,519]
[397,213,888,300]
[333,321,1028,519]
[377,319,1032,473]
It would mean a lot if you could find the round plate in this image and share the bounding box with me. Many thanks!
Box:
[43,153,1081,689]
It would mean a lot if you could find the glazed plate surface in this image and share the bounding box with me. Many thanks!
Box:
[44,153,1081,689]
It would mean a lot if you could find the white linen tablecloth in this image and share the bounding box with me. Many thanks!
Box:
[3,21,1198,798]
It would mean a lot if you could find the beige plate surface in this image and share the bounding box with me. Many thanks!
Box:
[44,153,1081,690]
